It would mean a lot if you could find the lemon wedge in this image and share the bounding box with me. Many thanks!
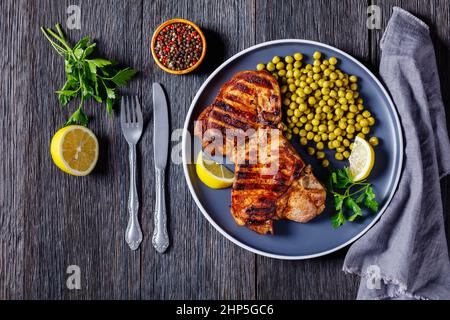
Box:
[50,125,99,176]
[348,136,375,182]
[196,151,235,189]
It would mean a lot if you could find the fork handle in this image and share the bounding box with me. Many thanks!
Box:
[152,168,169,253]
[125,143,143,250]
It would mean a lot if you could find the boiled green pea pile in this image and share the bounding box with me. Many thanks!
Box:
[256,51,379,167]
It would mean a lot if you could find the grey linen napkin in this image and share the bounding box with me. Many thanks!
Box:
[343,7,450,300]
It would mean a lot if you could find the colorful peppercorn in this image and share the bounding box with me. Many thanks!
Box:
[154,23,203,71]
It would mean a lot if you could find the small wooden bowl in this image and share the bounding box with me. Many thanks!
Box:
[151,18,207,75]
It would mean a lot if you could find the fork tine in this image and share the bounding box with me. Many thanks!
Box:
[120,96,126,124]
[130,95,136,123]
[135,96,143,124]
[125,95,131,123]
[128,96,134,123]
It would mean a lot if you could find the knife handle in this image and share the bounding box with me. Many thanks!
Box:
[152,168,169,253]
[125,143,143,250]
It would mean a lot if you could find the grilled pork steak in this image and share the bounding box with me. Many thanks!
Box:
[194,70,326,234]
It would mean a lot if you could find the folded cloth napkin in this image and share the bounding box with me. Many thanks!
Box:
[343,7,450,300]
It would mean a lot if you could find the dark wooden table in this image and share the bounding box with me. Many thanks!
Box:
[1,0,449,300]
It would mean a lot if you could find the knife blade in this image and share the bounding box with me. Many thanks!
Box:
[153,83,169,169]
[152,82,170,253]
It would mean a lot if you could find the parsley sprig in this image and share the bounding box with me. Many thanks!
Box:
[41,24,137,126]
[328,167,379,229]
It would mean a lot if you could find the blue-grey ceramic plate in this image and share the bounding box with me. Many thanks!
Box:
[182,40,403,259]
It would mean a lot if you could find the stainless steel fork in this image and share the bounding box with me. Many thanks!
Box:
[121,96,143,251]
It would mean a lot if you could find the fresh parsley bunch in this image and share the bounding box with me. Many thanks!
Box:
[328,167,379,229]
[41,24,137,126]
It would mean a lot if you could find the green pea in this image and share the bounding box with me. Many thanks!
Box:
[316,151,325,159]
[313,135,321,143]
[294,53,303,61]
[343,139,350,147]
[256,63,265,71]
[336,146,345,153]
[298,103,308,112]
[349,105,358,113]
[266,62,275,71]
[369,136,379,146]
[335,152,344,161]
[329,57,337,65]
[272,56,281,64]
[289,84,296,92]
[319,124,327,132]
[285,56,294,64]
[275,62,285,70]
[349,75,358,83]
[360,119,369,127]
[313,51,322,60]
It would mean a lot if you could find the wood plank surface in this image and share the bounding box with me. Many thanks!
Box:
[0,0,449,300]
[139,0,256,300]
[0,0,27,300]
[19,0,142,299]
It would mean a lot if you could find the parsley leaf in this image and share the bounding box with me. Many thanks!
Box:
[110,68,137,87]
[65,107,88,127]
[328,166,379,228]
[363,186,379,212]
[41,24,137,126]
[332,211,347,229]
[346,197,362,222]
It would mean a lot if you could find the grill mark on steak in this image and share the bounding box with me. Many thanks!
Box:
[194,70,326,234]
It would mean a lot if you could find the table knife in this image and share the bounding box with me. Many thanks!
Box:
[152,83,170,253]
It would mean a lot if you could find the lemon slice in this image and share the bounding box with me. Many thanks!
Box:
[196,151,235,189]
[50,125,99,176]
[348,136,375,182]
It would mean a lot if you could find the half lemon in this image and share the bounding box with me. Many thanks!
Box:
[348,136,375,182]
[196,151,235,189]
[50,125,99,176]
